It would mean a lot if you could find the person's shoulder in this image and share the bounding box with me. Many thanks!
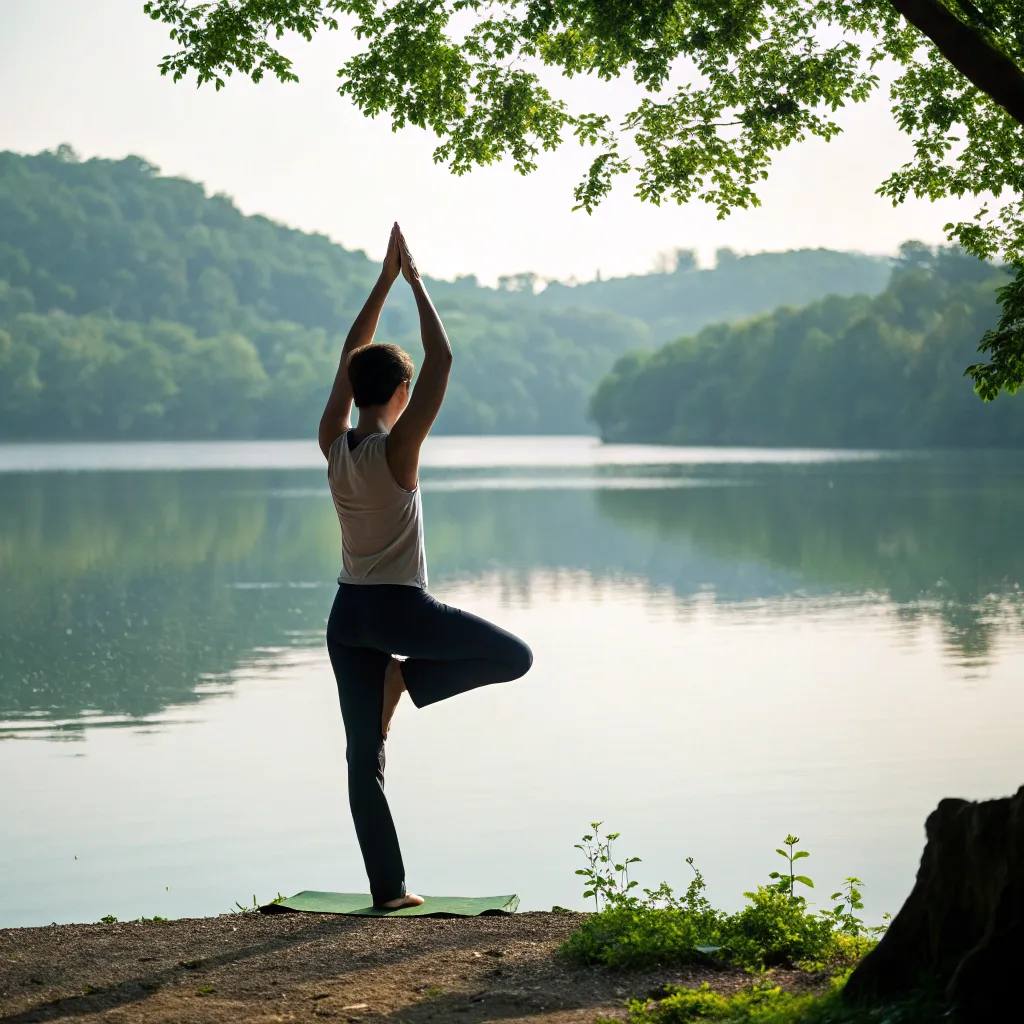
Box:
[326,430,353,476]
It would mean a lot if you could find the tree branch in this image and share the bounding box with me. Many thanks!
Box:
[887,0,1024,126]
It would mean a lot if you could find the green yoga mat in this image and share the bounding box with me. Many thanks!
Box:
[261,891,520,917]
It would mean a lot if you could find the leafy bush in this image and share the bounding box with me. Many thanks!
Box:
[560,823,724,969]
[559,825,884,972]
[560,901,720,971]
[719,886,839,969]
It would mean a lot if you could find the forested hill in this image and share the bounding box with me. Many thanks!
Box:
[0,147,890,439]
[535,247,891,345]
[590,248,1023,448]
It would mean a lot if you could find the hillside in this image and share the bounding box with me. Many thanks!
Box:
[536,246,892,343]
[589,246,1023,448]
[0,147,891,438]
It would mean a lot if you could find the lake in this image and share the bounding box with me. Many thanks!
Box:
[2,437,1023,928]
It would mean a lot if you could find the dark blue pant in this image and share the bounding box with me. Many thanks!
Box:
[326,583,533,904]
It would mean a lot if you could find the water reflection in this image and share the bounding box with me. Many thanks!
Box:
[595,458,1024,662]
[2,452,1022,733]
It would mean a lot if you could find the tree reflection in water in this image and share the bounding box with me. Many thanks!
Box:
[2,452,1022,729]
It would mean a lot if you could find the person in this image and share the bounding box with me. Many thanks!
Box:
[318,223,533,910]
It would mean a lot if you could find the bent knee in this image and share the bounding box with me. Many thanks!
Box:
[508,638,533,680]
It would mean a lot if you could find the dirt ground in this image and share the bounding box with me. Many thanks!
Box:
[0,911,824,1024]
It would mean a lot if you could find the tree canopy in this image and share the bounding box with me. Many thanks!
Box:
[590,243,1022,447]
[143,0,1024,398]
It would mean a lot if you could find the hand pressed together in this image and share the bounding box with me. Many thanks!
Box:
[381,222,402,285]
[396,226,420,285]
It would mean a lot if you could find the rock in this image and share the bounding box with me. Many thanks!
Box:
[844,785,1024,1018]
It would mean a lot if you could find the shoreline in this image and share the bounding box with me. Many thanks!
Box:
[0,910,825,1023]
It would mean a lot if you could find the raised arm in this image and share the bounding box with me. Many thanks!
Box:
[386,230,453,490]
[318,224,402,458]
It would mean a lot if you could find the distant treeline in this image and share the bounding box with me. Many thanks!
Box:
[0,147,891,439]
[590,245,1024,448]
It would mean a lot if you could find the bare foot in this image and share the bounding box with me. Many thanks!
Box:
[381,656,406,739]
[379,892,425,910]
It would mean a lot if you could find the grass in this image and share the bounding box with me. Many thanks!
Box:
[604,979,945,1023]
[231,892,286,914]
[95,892,284,926]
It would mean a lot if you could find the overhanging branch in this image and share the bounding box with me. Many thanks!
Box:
[887,0,1024,126]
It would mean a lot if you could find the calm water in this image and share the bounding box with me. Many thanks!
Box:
[2,437,1023,928]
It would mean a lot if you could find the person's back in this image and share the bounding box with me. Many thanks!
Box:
[317,222,532,912]
[328,431,427,589]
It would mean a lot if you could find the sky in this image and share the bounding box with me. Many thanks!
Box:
[1,0,982,285]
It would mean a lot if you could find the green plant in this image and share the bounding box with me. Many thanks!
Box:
[575,822,642,912]
[619,981,835,1023]
[721,886,839,970]
[99,914,117,924]
[823,878,893,941]
[818,879,892,964]
[609,978,945,1024]
[561,826,887,973]
[643,858,715,918]
[562,826,728,969]
[769,835,814,900]
[824,878,866,936]
[232,892,285,915]
[560,900,723,970]
[720,837,866,969]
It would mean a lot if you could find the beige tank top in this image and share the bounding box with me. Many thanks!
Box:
[327,431,428,588]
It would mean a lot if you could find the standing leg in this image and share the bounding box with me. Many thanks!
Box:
[325,638,407,905]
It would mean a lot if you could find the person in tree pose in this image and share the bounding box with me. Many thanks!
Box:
[318,223,533,909]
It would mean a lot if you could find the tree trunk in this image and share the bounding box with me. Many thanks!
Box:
[844,785,1024,1017]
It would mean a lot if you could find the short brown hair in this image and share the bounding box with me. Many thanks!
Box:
[347,344,414,408]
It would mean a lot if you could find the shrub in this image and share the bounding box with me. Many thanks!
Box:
[560,902,721,970]
[719,886,839,969]
[559,826,884,972]
[560,823,724,969]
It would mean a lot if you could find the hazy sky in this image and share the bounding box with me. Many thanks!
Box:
[2,0,980,284]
